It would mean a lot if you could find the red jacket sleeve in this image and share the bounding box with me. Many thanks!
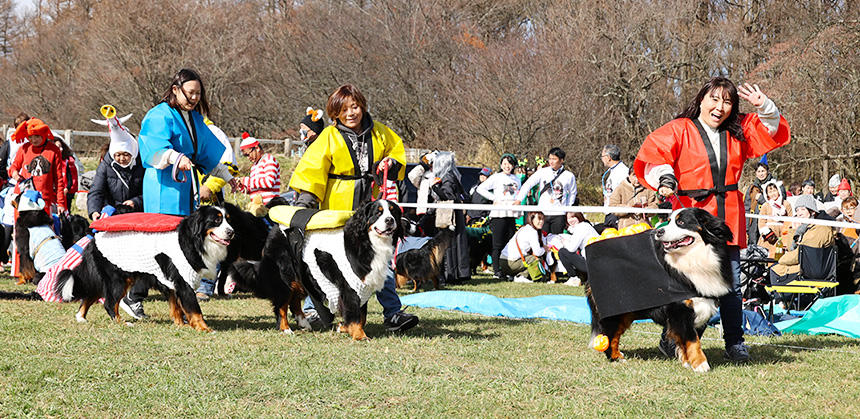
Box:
[740,114,791,159]
[634,119,684,190]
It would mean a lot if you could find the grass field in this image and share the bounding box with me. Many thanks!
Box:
[1,273,859,418]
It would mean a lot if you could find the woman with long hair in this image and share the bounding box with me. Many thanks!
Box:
[137,68,234,216]
[499,211,551,283]
[634,77,791,362]
[122,69,235,319]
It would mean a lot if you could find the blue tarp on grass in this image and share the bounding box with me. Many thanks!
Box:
[775,295,860,338]
[401,291,860,338]
[400,291,594,323]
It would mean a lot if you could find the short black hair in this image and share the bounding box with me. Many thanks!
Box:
[548,147,565,160]
[755,162,769,171]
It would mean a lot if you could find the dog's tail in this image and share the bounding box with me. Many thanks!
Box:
[225,261,258,294]
[54,270,77,302]
[0,291,42,300]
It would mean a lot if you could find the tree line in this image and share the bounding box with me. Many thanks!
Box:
[0,0,857,188]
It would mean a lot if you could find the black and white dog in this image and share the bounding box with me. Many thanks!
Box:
[588,208,733,372]
[55,206,233,331]
[226,199,403,339]
[214,202,271,295]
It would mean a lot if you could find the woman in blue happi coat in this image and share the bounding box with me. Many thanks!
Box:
[122,68,235,319]
[138,68,234,216]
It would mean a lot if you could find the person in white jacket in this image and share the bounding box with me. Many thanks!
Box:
[514,147,577,234]
[499,212,551,282]
[476,153,521,281]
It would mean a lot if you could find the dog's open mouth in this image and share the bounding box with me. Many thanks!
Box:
[662,236,694,250]
[373,226,395,236]
[209,232,231,246]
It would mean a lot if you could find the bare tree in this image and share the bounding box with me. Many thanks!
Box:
[0,0,856,195]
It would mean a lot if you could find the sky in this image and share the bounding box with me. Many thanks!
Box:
[13,0,34,16]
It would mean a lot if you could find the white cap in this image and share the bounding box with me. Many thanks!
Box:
[17,190,45,212]
[107,117,139,161]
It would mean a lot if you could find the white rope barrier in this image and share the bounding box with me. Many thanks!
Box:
[397,201,860,230]
[397,202,672,215]
[746,213,860,230]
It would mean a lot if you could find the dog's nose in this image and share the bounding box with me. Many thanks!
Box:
[385,216,394,226]
[225,227,234,239]
[655,228,664,238]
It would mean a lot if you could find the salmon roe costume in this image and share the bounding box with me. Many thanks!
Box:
[634,113,790,247]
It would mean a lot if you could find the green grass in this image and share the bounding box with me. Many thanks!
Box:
[1,274,859,417]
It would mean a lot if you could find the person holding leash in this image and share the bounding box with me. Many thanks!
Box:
[138,68,235,216]
[289,83,417,332]
[121,68,236,319]
[634,77,791,362]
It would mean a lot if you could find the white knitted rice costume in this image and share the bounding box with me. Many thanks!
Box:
[300,228,392,311]
[94,230,202,290]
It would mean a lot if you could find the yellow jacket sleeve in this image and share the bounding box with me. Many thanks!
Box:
[288,127,334,200]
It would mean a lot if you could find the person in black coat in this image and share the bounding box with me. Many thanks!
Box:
[431,152,471,284]
[87,149,144,220]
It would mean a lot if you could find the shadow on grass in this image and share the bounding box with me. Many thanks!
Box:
[617,345,799,368]
[201,315,280,331]
[197,312,514,340]
[370,314,537,340]
[142,314,281,332]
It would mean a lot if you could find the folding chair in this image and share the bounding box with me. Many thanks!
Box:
[766,244,838,312]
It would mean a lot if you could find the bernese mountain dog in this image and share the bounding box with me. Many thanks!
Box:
[395,227,455,291]
[226,199,403,340]
[224,226,311,334]
[587,208,733,372]
[214,202,272,295]
[54,206,234,331]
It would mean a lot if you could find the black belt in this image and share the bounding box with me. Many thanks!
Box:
[328,173,371,181]
[678,184,739,202]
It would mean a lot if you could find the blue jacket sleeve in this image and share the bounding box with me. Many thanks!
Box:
[191,112,225,173]
[138,103,177,169]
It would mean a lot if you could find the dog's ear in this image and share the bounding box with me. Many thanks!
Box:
[265,196,289,209]
[181,207,207,244]
[388,200,404,243]
[695,209,733,245]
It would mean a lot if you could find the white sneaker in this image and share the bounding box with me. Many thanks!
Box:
[513,275,532,283]
[564,276,581,286]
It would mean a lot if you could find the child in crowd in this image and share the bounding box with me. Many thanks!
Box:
[9,118,67,213]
